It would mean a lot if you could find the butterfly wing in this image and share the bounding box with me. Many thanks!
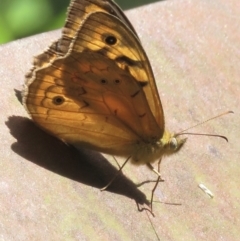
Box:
[23,0,165,158]
[25,0,139,93]
[70,11,165,132]
[60,0,140,54]
[24,46,162,154]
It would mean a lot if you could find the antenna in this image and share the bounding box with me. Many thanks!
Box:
[175,110,233,141]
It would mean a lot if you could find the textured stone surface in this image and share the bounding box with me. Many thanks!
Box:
[0,1,239,240]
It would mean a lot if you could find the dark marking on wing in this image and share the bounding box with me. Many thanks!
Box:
[139,113,146,118]
[114,79,120,84]
[104,35,117,45]
[115,56,142,67]
[80,100,89,109]
[76,87,87,96]
[138,81,148,88]
[131,90,140,98]
[95,47,109,56]
[52,96,65,105]
[100,79,107,84]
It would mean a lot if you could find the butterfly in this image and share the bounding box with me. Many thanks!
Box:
[22,0,186,210]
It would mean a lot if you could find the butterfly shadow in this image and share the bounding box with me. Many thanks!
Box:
[6,115,150,207]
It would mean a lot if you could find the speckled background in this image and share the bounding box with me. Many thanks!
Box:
[0,0,239,240]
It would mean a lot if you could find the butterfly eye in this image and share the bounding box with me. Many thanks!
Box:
[105,35,117,45]
[169,137,178,151]
[53,96,65,105]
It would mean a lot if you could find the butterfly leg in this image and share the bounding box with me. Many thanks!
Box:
[101,156,131,191]
[136,201,155,217]
[146,161,164,212]
[112,156,122,170]
[146,162,164,180]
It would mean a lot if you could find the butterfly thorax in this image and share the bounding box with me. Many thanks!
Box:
[131,131,186,165]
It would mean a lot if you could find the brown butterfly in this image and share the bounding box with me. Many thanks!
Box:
[22,0,187,210]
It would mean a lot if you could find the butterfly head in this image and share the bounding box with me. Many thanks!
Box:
[130,132,186,165]
[162,131,187,155]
